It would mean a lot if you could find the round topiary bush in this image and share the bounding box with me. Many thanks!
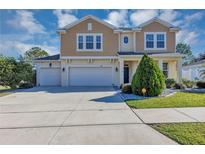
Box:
[131,54,165,96]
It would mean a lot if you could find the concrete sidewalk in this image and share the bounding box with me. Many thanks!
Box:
[133,107,205,124]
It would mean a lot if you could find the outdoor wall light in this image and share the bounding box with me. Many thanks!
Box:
[62,67,65,72]
[115,67,118,72]
[49,63,52,67]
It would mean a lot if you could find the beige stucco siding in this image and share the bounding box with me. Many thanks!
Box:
[120,33,134,52]
[61,18,119,57]
[135,22,176,52]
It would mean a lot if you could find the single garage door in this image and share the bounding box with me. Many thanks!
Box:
[39,68,61,86]
[69,67,113,86]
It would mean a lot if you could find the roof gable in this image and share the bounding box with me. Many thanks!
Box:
[138,17,178,28]
[60,15,117,31]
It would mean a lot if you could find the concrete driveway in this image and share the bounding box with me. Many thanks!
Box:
[0,87,176,144]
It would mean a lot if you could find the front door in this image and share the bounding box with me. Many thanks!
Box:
[124,64,129,83]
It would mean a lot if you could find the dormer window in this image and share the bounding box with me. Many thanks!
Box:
[144,32,166,50]
[77,33,103,51]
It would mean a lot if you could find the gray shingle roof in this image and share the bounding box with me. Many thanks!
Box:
[35,54,60,60]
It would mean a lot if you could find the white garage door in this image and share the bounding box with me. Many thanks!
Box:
[39,68,61,86]
[69,67,113,86]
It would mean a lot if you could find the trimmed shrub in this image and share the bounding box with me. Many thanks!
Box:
[131,54,165,97]
[165,78,176,88]
[122,84,132,94]
[173,83,186,89]
[182,79,195,88]
[196,81,205,88]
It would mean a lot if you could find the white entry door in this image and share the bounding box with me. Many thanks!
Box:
[69,67,113,86]
[39,68,61,86]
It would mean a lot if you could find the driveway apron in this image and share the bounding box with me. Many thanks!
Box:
[0,86,177,144]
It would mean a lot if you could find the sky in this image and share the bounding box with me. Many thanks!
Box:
[0,9,205,58]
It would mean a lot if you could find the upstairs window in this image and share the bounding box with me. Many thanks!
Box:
[77,33,103,51]
[123,36,128,44]
[145,32,166,50]
[86,35,94,49]
[157,34,165,48]
[96,35,101,49]
[146,34,154,48]
[78,35,83,49]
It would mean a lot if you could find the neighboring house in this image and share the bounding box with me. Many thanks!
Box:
[34,15,182,87]
[182,59,205,81]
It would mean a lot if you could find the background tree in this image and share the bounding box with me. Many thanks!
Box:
[0,55,18,87]
[131,54,165,97]
[176,43,195,65]
[198,52,205,60]
[23,47,49,63]
[0,55,34,88]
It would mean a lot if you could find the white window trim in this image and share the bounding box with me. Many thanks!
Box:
[144,32,167,50]
[76,33,103,52]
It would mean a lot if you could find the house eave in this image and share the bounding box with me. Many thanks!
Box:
[57,29,66,34]
[118,53,182,58]
[60,56,118,60]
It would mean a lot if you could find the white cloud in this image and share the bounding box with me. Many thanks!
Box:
[105,10,129,27]
[130,9,182,26]
[182,11,204,28]
[14,42,58,55]
[53,9,78,28]
[129,9,202,46]
[158,9,182,25]
[130,10,158,26]
[7,10,46,34]
[177,30,198,45]
[175,11,203,45]
[0,41,58,57]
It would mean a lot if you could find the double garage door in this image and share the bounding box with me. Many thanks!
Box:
[39,67,113,86]
[69,67,113,86]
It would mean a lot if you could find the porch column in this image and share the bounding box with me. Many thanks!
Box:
[177,58,182,82]
[159,59,163,71]
[119,58,124,85]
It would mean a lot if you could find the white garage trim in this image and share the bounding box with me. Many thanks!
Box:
[68,65,115,86]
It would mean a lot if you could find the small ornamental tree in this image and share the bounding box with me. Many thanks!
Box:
[131,54,165,97]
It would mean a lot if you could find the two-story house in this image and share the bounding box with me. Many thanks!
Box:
[35,15,182,87]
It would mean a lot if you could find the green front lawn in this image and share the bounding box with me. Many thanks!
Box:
[127,92,205,109]
[151,123,205,145]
